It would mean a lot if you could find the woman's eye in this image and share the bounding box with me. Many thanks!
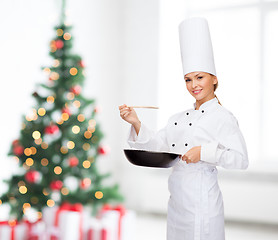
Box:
[197,76,203,79]
[185,79,191,82]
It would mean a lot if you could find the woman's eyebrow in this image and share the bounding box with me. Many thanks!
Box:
[184,73,202,79]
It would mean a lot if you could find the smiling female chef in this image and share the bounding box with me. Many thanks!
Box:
[119,17,248,240]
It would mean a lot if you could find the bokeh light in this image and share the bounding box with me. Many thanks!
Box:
[95,191,103,199]
[53,59,60,67]
[50,72,59,80]
[56,29,63,36]
[22,163,30,170]
[35,138,42,145]
[24,148,32,156]
[54,166,62,175]
[43,189,49,196]
[32,131,41,140]
[47,96,55,104]
[72,125,80,134]
[60,146,68,154]
[61,187,69,195]
[18,181,25,187]
[30,147,37,155]
[73,100,81,108]
[61,113,69,121]
[63,32,71,40]
[88,126,96,133]
[47,199,55,207]
[23,203,31,210]
[43,67,51,73]
[67,92,75,100]
[41,142,48,149]
[70,67,78,76]
[82,160,91,168]
[89,119,96,127]
[19,186,27,194]
[84,131,92,139]
[57,119,64,125]
[77,114,85,122]
[38,108,46,116]
[25,158,34,167]
[41,158,49,166]
[82,143,90,151]
[67,141,75,149]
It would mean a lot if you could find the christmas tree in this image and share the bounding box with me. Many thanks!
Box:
[0,0,123,221]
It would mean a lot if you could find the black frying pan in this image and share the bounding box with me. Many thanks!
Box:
[124,149,180,168]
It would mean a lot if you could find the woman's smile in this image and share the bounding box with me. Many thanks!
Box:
[192,89,202,94]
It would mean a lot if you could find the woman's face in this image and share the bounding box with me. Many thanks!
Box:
[184,71,217,101]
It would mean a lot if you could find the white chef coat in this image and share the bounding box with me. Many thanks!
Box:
[127,97,248,240]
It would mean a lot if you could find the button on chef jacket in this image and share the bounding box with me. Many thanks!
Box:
[127,97,249,240]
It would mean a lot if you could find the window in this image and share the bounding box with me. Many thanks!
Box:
[158,0,278,164]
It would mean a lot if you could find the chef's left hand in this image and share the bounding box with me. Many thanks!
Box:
[181,146,201,164]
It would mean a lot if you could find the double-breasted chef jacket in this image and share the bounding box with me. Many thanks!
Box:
[127,97,249,240]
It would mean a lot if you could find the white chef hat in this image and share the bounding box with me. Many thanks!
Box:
[179,17,216,77]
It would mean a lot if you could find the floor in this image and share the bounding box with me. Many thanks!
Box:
[135,213,278,240]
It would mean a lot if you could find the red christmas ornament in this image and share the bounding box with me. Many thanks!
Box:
[55,39,64,49]
[12,139,20,146]
[98,146,109,155]
[70,85,82,96]
[13,145,24,156]
[80,178,91,189]
[50,180,63,190]
[78,60,85,68]
[25,170,41,184]
[45,125,59,134]
[68,156,79,167]
[62,107,71,115]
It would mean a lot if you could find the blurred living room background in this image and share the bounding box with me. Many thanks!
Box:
[0,0,278,239]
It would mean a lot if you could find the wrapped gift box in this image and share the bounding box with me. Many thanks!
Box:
[26,220,47,240]
[86,205,136,240]
[42,202,83,240]
[0,221,27,240]
[0,220,47,240]
[86,217,110,240]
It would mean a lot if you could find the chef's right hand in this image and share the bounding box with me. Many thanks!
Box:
[118,104,140,125]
